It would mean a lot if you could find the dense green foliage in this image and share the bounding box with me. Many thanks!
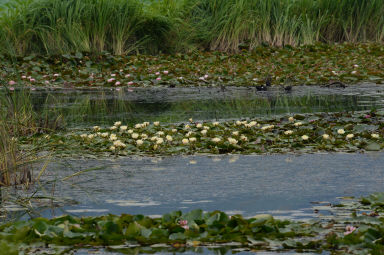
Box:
[0,0,384,55]
[2,192,384,254]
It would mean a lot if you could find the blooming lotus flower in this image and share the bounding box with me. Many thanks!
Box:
[156,138,164,144]
[185,124,190,129]
[163,70,169,74]
[179,220,189,230]
[80,134,87,138]
[204,74,209,79]
[156,131,164,136]
[150,136,158,141]
[9,80,16,85]
[154,121,160,126]
[110,146,116,151]
[141,133,148,139]
[120,126,128,131]
[294,122,302,127]
[131,133,139,139]
[101,132,109,138]
[288,117,295,122]
[125,74,131,78]
[196,123,202,128]
[248,121,257,127]
[109,134,117,141]
[110,126,117,131]
[322,134,330,139]
[344,225,356,235]
[107,78,115,83]
[371,134,379,139]
[284,130,293,135]
[113,140,126,148]
[128,81,134,85]
[201,130,207,135]
[114,121,122,127]
[21,75,27,79]
[182,138,189,145]
[115,81,121,86]
[156,77,161,81]
[136,139,143,146]
[155,72,160,75]
[212,122,220,126]
[301,135,309,140]
[232,131,239,136]
[212,137,221,143]
[111,74,116,77]
[166,135,173,141]
[135,124,142,129]
[337,129,345,135]
[203,126,210,130]
[346,134,354,139]
[128,129,134,134]
[228,137,238,145]
[185,131,193,137]
[172,129,177,133]
[189,137,196,142]
[93,126,100,131]
[30,78,36,82]
[240,135,248,141]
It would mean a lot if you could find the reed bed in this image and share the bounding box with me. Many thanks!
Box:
[0,0,383,55]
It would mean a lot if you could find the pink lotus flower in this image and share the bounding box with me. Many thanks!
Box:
[107,78,115,83]
[344,225,356,235]
[163,70,169,74]
[9,80,16,85]
[125,74,131,78]
[179,220,189,230]
[9,87,15,91]
[21,75,27,79]
[128,81,134,85]
[54,73,59,77]
[115,81,121,86]
[30,78,35,82]
[204,74,209,79]
[111,74,116,77]
[44,80,50,84]
[156,77,161,81]
[155,72,160,75]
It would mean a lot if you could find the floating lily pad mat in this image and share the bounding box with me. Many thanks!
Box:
[6,83,384,127]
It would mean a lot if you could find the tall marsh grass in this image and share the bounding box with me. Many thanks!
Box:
[0,0,383,55]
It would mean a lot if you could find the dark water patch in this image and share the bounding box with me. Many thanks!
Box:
[7,83,384,127]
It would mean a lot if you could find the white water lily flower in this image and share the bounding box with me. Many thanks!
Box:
[212,122,220,126]
[156,138,164,144]
[346,134,354,139]
[235,121,242,126]
[203,126,210,130]
[196,123,203,128]
[172,129,177,133]
[128,129,133,134]
[114,121,122,127]
[228,137,238,145]
[131,133,139,139]
[150,136,158,141]
[337,129,345,135]
[189,137,196,142]
[186,131,193,137]
[93,126,100,131]
[294,122,302,127]
[232,131,239,136]
[113,140,126,148]
[323,134,330,139]
[166,135,173,141]
[201,130,207,135]
[141,133,148,139]
[182,138,189,145]
[143,122,150,127]
[153,121,160,126]
[120,125,128,131]
[109,134,117,141]
[153,144,158,150]
[157,131,164,136]
[110,126,117,131]
[261,125,274,131]
[100,132,108,138]
[288,117,295,122]
[301,135,309,140]
[189,118,193,122]
[371,133,380,139]
[248,121,257,127]
[110,146,116,151]
[241,121,247,125]
[240,135,248,141]
[88,134,95,139]
[136,139,143,146]
[185,124,190,129]
[284,130,293,135]
[212,137,221,143]
[135,124,142,129]
[80,134,87,138]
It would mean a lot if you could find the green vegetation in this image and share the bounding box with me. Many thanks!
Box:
[2,192,384,254]
[20,110,384,157]
[2,43,384,88]
[0,0,383,56]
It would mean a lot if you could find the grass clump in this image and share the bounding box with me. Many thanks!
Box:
[0,0,384,55]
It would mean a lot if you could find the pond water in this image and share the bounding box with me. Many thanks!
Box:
[20,83,384,127]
